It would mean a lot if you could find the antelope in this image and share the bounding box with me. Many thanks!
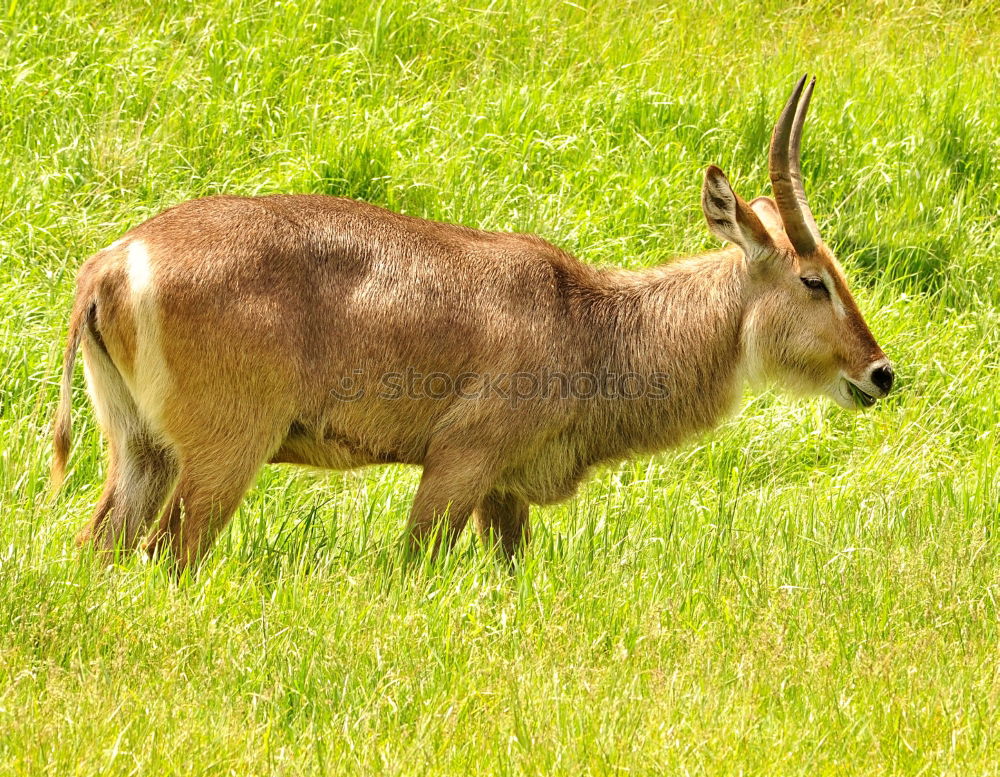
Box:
[52,76,893,570]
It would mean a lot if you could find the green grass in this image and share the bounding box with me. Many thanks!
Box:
[1,0,999,774]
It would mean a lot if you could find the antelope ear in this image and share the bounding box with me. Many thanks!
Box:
[702,166,774,261]
[749,196,785,237]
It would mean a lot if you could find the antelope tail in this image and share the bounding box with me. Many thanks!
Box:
[51,293,91,490]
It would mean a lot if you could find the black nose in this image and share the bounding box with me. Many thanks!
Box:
[870,364,894,394]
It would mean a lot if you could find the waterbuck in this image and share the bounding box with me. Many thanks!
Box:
[52,76,893,569]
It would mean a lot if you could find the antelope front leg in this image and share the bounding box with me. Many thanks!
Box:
[406,447,499,555]
[474,490,530,562]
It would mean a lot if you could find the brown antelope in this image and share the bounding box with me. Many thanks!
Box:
[52,76,893,569]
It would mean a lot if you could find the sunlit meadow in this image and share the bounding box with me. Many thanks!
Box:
[1,1,998,774]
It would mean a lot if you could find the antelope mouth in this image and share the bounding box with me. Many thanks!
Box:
[844,379,877,408]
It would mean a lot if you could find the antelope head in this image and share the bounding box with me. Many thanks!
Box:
[700,75,894,409]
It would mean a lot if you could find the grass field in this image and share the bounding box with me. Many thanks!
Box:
[1,0,999,774]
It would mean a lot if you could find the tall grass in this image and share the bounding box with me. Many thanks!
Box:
[0,0,998,774]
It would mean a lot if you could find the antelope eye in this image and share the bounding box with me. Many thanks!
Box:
[801,276,827,294]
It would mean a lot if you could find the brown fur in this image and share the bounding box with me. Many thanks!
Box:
[52,107,891,571]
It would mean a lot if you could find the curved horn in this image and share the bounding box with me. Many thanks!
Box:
[769,75,821,254]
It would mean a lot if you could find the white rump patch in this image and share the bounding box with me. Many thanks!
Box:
[123,240,172,435]
[127,240,154,294]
